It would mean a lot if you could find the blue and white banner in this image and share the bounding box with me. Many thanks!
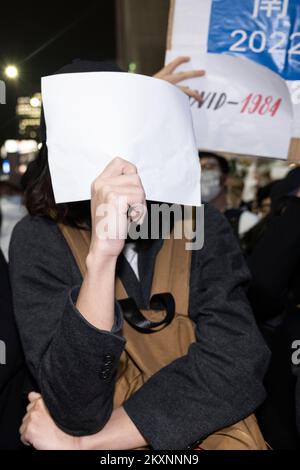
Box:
[208,0,300,81]
[167,0,300,158]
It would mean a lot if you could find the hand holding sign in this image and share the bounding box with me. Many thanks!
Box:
[165,51,293,159]
[154,56,205,102]
[166,0,299,160]
[90,157,146,259]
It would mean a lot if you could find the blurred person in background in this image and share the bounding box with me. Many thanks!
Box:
[199,152,229,211]
[0,182,27,261]
[238,162,260,238]
[246,167,300,449]
[241,181,276,256]
[256,182,275,220]
[0,248,27,449]
[200,152,259,237]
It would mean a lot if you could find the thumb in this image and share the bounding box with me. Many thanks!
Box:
[28,391,42,402]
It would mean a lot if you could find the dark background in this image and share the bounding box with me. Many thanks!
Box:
[0,1,117,143]
[0,0,170,144]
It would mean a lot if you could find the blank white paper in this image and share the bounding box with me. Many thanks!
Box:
[42,72,201,206]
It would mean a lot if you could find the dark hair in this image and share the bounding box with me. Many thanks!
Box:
[242,172,300,256]
[199,152,230,175]
[257,181,275,208]
[270,167,300,207]
[23,144,91,229]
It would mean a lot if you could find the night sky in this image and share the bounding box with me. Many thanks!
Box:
[0,1,116,143]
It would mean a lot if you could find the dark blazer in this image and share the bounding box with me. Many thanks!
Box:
[9,205,270,450]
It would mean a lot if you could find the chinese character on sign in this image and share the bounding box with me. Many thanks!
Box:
[252,0,289,18]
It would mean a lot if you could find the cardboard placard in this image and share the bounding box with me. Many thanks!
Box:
[166,0,300,162]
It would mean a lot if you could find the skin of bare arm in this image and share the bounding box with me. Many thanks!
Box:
[76,156,146,331]
[20,394,146,450]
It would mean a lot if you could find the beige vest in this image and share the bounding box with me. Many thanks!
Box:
[59,224,267,450]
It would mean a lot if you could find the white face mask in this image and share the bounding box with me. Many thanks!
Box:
[201,169,222,202]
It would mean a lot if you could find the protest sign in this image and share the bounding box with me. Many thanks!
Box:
[42,72,201,206]
[167,0,300,160]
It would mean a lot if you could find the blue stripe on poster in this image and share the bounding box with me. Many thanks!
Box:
[207,0,300,81]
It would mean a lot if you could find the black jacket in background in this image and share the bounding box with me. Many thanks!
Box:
[9,205,270,450]
[248,197,300,324]
[247,196,300,449]
[0,249,27,449]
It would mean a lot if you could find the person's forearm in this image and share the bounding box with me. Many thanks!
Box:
[78,407,147,450]
[76,252,117,331]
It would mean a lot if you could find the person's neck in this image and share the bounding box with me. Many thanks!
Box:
[210,189,227,213]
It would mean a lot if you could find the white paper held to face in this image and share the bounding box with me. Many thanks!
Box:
[41,72,201,206]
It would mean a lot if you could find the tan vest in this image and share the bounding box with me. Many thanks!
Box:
[59,224,267,450]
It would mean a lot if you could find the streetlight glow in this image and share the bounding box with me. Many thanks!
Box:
[30,96,40,108]
[4,65,19,79]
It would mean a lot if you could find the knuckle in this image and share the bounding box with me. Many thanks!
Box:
[129,162,137,173]
[36,400,42,410]
[101,184,111,196]
[107,191,117,204]
[27,425,35,437]
[24,427,32,440]
[124,161,137,173]
[133,174,142,186]
[113,156,123,165]
[138,188,146,200]
[31,409,38,419]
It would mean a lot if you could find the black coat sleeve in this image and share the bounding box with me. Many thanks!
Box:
[123,205,270,450]
[9,216,125,436]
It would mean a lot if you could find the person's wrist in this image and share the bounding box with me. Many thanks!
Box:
[77,433,105,450]
[86,248,118,274]
[68,435,83,450]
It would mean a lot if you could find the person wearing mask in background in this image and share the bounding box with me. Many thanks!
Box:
[199,153,258,238]
[9,59,269,451]
[246,167,300,450]
[199,152,229,212]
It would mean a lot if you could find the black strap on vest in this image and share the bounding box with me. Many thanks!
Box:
[119,293,175,334]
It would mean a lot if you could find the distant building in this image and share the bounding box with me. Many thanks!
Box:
[16,93,41,139]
